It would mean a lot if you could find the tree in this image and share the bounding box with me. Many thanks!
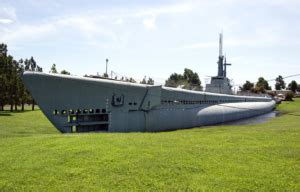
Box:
[24,59,30,71]
[0,44,20,111]
[6,55,17,111]
[183,68,200,86]
[18,59,27,111]
[285,92,294,101]
[50,63,70,75]
[128,77,136,83]
[140,76,147,84]
[0,43,7,57]
[165,68,202,90]
[147,77,154,85]
[240,80,254,91]
[26,57,41,111]
[140,76,154,85]
[36,66,43,72]
[288,80,298,93]
[255,77,271,93]
[275,75,286,90]
[29,57,37,71]
[165,73,184,87]
[12,59,20,111]
[0,44,42,111]
[0,43,8,110]
[61,70,70,75]
[50,64,58,73]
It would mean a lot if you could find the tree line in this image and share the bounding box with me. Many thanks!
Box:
[240,75,300,93]
[0,44,71,111]
[49,63,70,75]
[164,69,300,94]
[0,43,43,111]
[165,68,202,91]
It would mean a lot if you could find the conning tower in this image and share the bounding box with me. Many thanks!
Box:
[205,33,233,94]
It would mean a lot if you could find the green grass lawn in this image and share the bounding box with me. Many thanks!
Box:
[0,100,299,191]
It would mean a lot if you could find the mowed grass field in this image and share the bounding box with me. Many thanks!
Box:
[0,100,299,191]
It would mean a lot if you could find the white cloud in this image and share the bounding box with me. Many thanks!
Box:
[115,18,123,24]
[134,1,206,30]
[2,0,299,51]
[182,34,283,49]
[134,1,208,30]
[183,42,217,49]
[135,1,202,17]
[55,15,118,42]
[1,23,56,43]
[0,6,17,25]
[57,16,99,36]
[0,1,206,44]
[0,18,13,24]
[0,14,118,45]
[0,6,17,20]
[143,17,156,30]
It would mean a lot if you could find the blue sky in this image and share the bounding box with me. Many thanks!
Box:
[1,0,300,88]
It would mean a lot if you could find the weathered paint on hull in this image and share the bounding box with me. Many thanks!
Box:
[22,72,276,133]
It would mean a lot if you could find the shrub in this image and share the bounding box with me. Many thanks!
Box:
[285,92,294,101]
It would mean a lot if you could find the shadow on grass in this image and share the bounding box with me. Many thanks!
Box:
[287,113,300,117]
[0,109,38,114]
[277,110,300,117]
[0,113,11,116]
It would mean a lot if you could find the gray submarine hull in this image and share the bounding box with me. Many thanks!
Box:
[22,72,276,133]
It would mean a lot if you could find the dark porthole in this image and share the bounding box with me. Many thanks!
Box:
[83,109,88,114]
[95,109,100,113]
[53,110,58,115]
[89,109,94,113]
[69,109,74,114]
[133,102,137,106]
[61,110,67,115]
[102,109,106,113]
[129,102,132,105]
[76,109,81,114]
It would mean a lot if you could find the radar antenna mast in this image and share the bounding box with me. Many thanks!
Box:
[219,33,223,57]
[217,33,232,77]
[217,33,224,77]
